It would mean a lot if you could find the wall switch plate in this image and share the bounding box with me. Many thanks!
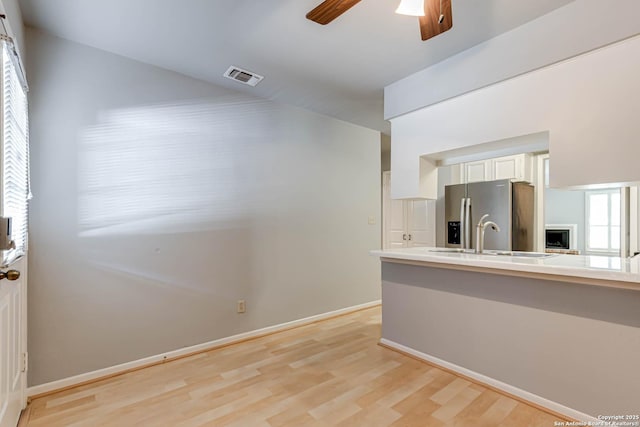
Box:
[368,216,376,225]
[237,300,246,313]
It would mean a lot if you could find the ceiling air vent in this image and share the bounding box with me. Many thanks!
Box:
[224,66,264,87]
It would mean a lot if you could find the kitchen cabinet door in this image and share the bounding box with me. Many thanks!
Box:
[387,198,408,248]
[383,172,408,248]
[383,172,436,248]
[492,154,532,181]
[407,200,436,247]
[464,160,491,183]
[461,154,532,184]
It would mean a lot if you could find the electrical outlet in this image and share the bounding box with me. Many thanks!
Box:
[237,300,246,313]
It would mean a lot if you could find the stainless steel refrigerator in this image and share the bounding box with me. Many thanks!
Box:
[445,179,534,251]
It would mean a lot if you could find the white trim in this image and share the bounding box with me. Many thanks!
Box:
[630,186,639,255]
[379,338,598,423]
[382,171,391,249]
[28,300,381,397]
[621,187,630,258]
[534,153,548,253]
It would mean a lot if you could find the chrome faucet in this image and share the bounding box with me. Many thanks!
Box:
[475,214,501,254]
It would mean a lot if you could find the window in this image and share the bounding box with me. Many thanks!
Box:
[585,189,620,255]
[0,40,29,266]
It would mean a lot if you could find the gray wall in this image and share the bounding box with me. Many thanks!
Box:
[26,28,381,386]
[382,262,640,416]
[545,188,586,253]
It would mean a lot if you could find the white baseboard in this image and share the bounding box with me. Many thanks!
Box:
[28,300,381,398]
[379,338,598,423]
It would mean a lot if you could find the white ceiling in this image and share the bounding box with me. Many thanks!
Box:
[19,0,574,133]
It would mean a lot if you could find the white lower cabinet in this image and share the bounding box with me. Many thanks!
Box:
[383,172,435,248]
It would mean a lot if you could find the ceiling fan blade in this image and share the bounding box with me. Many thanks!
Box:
[306,0,362,25]
[419,0,453,41]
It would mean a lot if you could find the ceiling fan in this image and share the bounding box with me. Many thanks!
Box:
[306,0,453,41]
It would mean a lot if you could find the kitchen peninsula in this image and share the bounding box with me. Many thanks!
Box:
[371,247,640,420]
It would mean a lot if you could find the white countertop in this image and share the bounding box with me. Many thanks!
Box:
[371,247,640,290]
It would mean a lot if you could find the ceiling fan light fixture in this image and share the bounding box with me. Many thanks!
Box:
[395,0,425,16]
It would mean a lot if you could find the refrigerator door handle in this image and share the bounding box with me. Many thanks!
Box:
[465,198,471,249]
[459,198,466,249]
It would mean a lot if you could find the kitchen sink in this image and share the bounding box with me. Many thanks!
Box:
[428,248,555,258]
[486,251,556,258]
[428,248,474,254]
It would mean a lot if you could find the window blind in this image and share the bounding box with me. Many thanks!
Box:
[1,41,29,266]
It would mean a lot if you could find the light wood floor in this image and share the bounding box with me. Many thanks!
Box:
[21,307,567,426]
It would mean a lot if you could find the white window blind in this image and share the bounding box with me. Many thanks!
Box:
[1,40,29,266]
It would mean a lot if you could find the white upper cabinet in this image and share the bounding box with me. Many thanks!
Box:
[461,154,532,183]
[464,160,491,183]
[493,154,530,181]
